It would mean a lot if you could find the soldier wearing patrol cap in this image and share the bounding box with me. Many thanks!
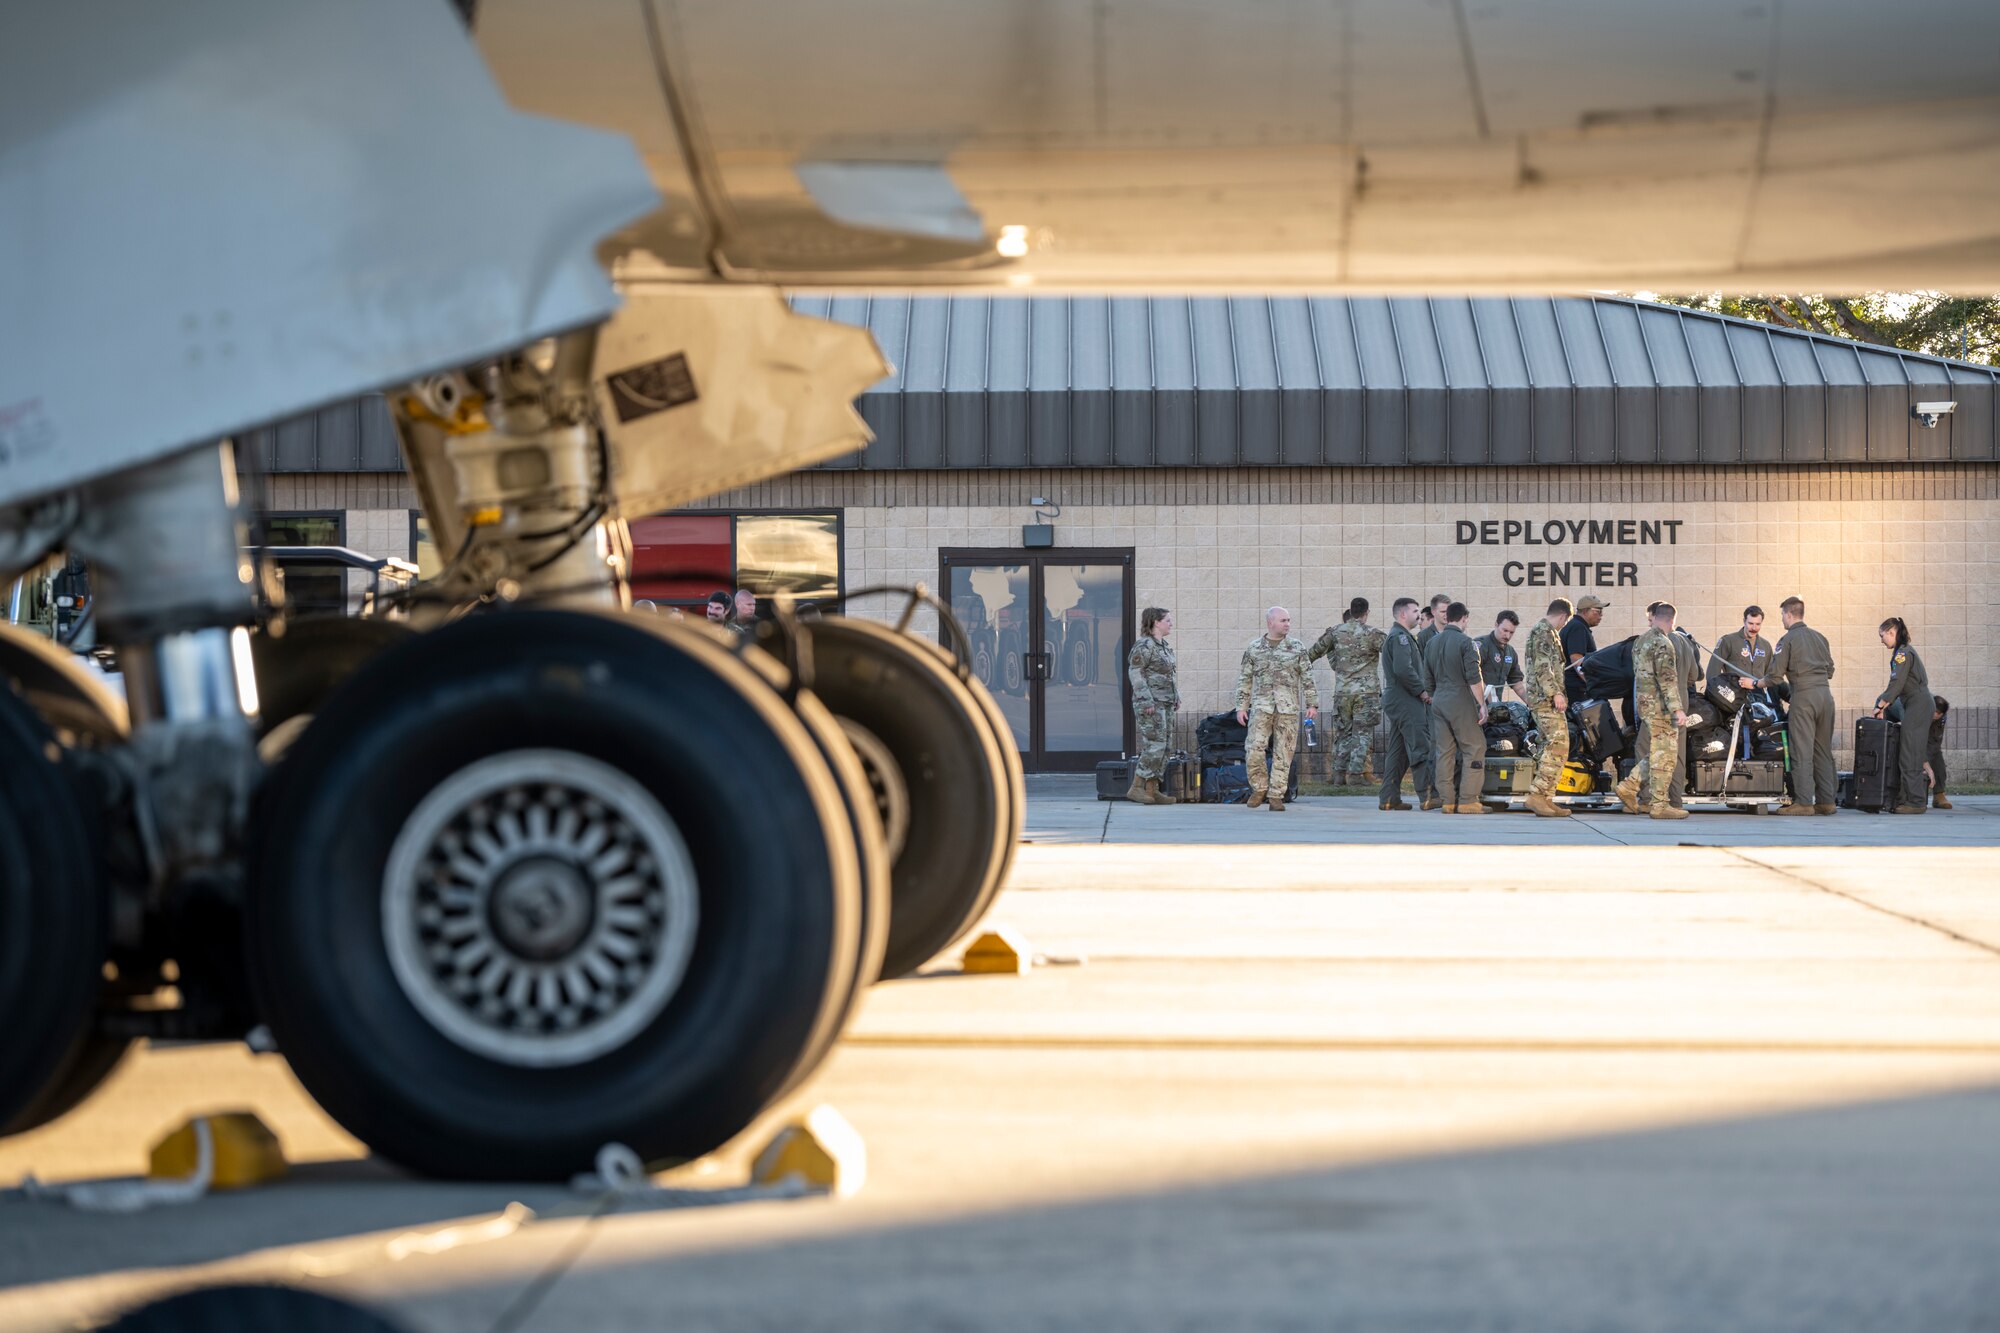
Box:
[1562,594,1607,669]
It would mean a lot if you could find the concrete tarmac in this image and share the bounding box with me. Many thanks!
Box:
[1,790,1997,1332]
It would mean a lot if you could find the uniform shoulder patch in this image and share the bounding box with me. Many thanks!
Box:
[1895,651,1908,663]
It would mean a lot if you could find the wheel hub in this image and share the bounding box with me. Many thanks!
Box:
[382,750,699,1068]
[488,856,594,961]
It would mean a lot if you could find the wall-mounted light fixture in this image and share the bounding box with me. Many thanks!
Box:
[1023,495,1060,548]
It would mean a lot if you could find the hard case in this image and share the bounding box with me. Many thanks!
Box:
[1095,758,1135,800]
[1691,758,1785,798]
[1848,717,1901,810]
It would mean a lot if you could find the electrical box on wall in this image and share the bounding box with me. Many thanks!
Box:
[1022,524,1055,548]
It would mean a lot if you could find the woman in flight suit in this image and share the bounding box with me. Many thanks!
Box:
[1872,616,1934,815]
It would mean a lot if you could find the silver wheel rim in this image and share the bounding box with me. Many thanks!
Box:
[382,749,698,1068]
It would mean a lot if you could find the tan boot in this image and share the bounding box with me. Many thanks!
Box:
[1268,794,1287,812]
[1421,796,1444,811]
[1649,803,1689,821]
[1143,777,1168,805]
[1456,801,1487,814]
[1614,775,1641,815]
[1247,789,1266,808]
[1525,792,1565,818]
[1359,765,1378,785]
[1125,775,1149,804]
[1776,801,1815,815]
[1934,794,1953,810]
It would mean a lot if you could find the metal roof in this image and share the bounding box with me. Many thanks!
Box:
[243,297,2000,471]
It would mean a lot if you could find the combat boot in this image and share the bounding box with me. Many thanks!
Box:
[1267,794,1287,812]
[1380,798,1413,811]
[1247,789,1266,808]
[1776,801,1815,815]
[1526,792,1566,818]
[1649,803,1689,821]
[1815,803,1838,815]
[1125,775,1153,805]
[1359,765,1378,785]
[1933,794,1953,810]
[1455,801,1486,814]
[1892,804,1927,815]
[1614,774,1641,814]
[1421,796,1444,811]
[1142,777,1167,805]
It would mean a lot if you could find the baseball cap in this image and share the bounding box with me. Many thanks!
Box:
[1576,595,1609,611]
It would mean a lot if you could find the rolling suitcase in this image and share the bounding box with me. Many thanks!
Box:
[1162,753,1197,803]
[1095,758,1135,800]
[1848,717,1900,811]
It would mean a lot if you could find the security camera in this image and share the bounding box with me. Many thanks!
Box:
[1914,400,1957,428]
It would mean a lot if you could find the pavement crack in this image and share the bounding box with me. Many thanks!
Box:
[1570,815,1633,846]
[1721,848,2000,959]
[1099,799,1113,844]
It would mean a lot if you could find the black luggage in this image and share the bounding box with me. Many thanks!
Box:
[1682,692,1719,732]
[1566,699,1626,767]
[1688,728,1731,762]
[1705,676,1744,716]
[1200,762,1250,804]
[1692,758,1786,798]
[1196,710,1248,751]
[1837,771,1857,808]
[1162,753,1196,803]
[1482,719,1527,755]
[1576,636,1638,701]
[1096,758,1135,800]
[1849,717,1901,811]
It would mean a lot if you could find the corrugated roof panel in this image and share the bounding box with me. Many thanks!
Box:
[1768,334,1827,463]
[1149,301,1198,465]
[1069,298,1115,467]
[1815,340,1868,463]
[1511,300,1576,465]
[1431,299,1490,465]
[1230,300,1283,466]
[1681,315,1742,463]
[1190,299,1241,466]
[1947,363,1997,463]
[246,296,2000,474]
[1638,307,1701,464]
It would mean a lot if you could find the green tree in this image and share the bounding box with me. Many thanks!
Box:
[1646,293,2000,366]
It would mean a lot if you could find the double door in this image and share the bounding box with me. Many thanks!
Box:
[940,550,1134,772]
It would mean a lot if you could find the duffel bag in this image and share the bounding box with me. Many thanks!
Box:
[1196,710,1249,752]
[1200,762,1250,803]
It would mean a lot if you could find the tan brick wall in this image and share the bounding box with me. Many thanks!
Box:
[275,465,2000,778]
[698,465,2000,779]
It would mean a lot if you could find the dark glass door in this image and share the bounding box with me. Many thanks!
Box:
[941,549,1134,772]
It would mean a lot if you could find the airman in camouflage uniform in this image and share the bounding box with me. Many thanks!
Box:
[1616,604,1690,820]
[1308,600,1386,785]
[1236,606,1320,812]
[1126,607,1178,805]
[1521,599,1573,818]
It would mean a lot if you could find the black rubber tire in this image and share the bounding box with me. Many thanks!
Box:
[913,636,1025,934]
[779,689,890,1087]
[0,689,110,1137]
[100,1285,410,1333]
[249,610,860,1180]
[808,619,1013,979]
[250,617,414,738]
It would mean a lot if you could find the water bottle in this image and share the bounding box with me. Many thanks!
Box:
[1304,715,1317,749]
